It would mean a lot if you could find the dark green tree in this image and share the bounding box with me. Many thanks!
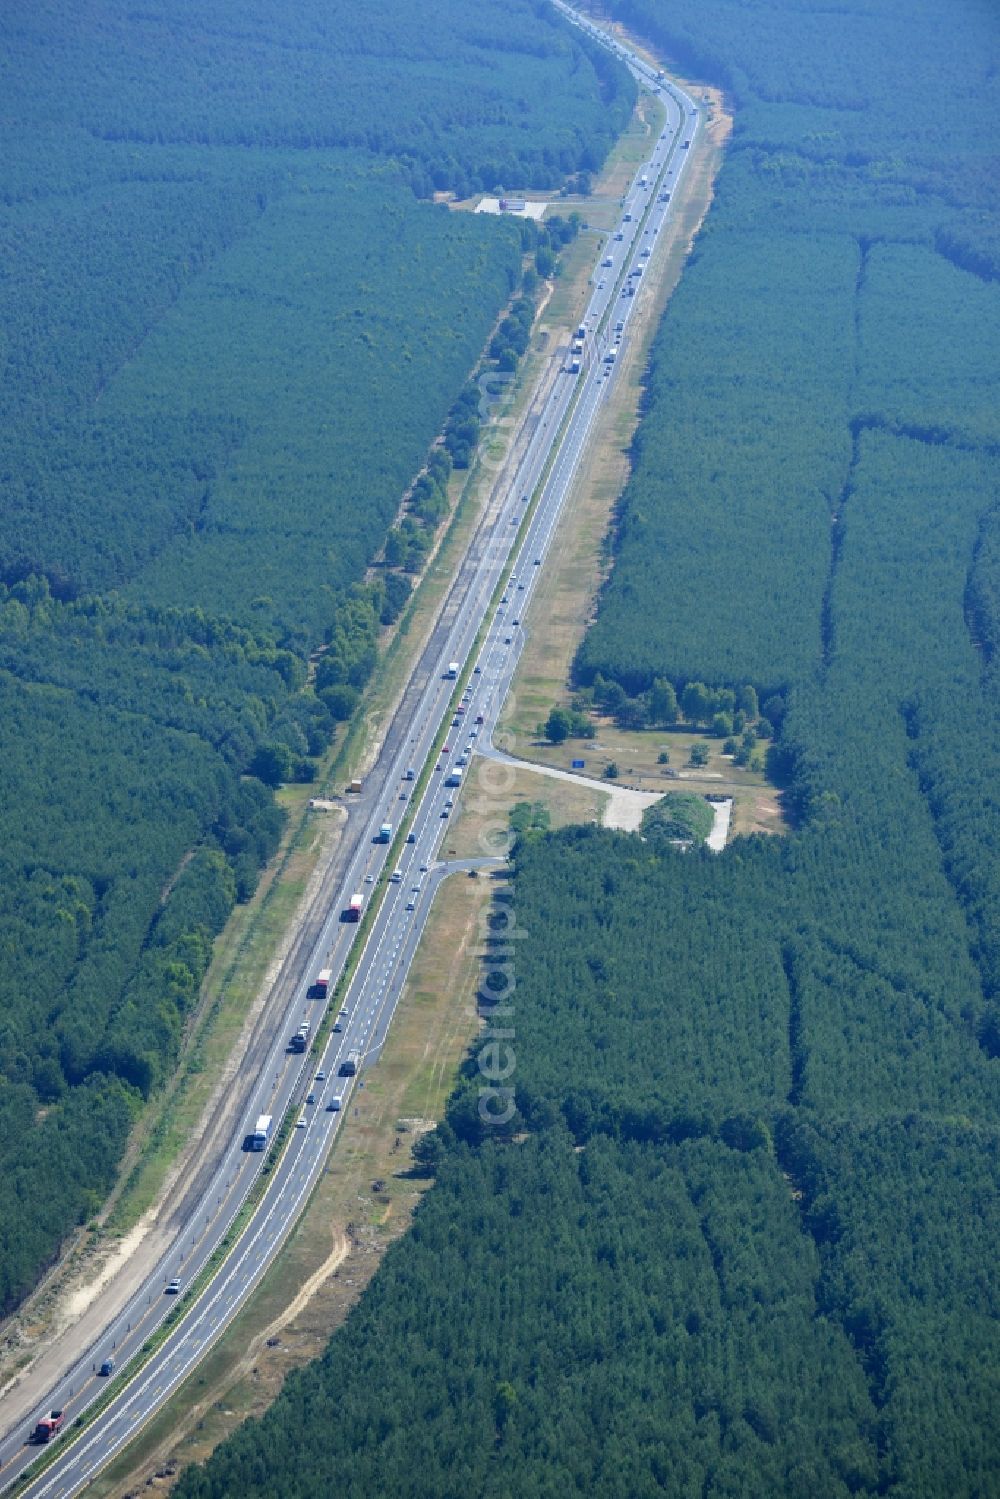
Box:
[545,707,572,743]
[650,677,679,724]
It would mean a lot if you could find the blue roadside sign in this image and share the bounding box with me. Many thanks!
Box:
[571,759,585,769]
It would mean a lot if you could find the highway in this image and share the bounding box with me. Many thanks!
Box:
[0,15,698,1494]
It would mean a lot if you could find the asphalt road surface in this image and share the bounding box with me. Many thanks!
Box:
[0,16,697,1494]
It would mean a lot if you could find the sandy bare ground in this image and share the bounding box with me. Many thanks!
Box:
[0,804,354,1438]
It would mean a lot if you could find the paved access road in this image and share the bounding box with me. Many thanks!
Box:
[0,16,697,1494]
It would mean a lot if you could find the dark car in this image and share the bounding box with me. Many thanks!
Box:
[99,1358,115,1377]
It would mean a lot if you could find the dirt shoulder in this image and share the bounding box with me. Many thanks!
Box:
[492,73,786,842]
[500,77,732,751]
[0,792,359,1437]
[0,226,567,1444]
[86,869,489,1498]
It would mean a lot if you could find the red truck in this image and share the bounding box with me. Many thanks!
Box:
[345,894,363,923]
[313,967,333,997]
[33,1410,64,1443]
